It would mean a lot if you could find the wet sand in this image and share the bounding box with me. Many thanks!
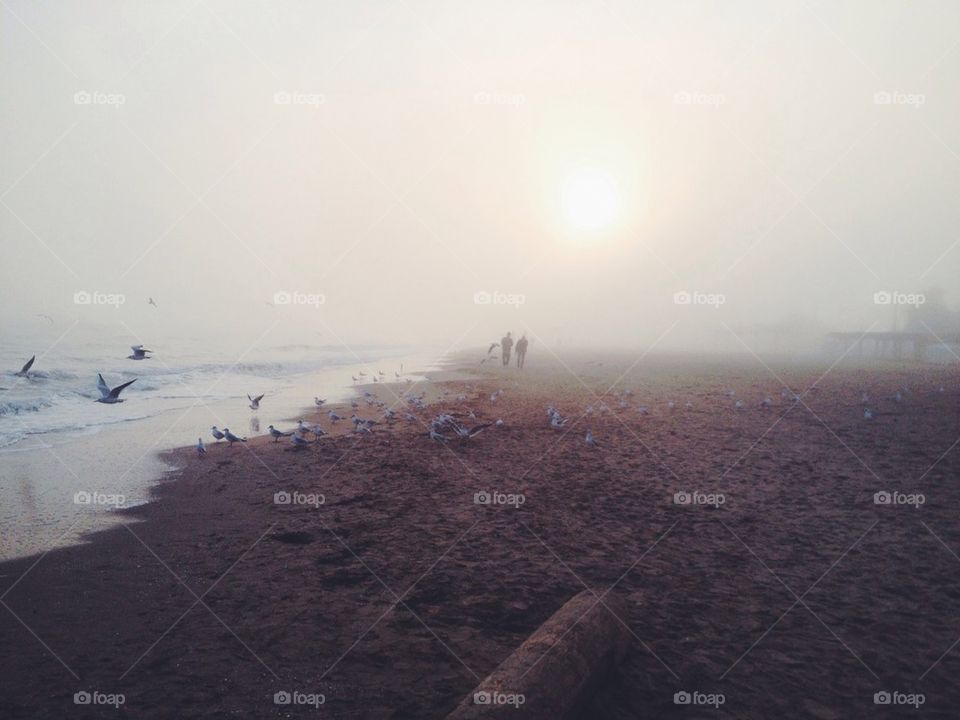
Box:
[2,353,959,718]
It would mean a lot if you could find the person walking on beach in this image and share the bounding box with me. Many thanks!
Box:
[516,334,528,369]
[501,332,513,367]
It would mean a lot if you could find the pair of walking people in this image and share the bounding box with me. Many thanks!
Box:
[501,332,528,368]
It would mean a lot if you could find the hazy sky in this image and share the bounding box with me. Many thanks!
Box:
[2,0,959,354]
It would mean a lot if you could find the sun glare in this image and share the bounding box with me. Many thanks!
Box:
[561,167,622,233]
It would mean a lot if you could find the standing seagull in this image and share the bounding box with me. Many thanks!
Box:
[248,394,264,411]
[222,428,246,446]
[291,434,311,448]
[15,355,35,377]
[95,373,136,404]
[314,397,326,407]
[267,425,293,442]
[211,426,226,442]
[127,345,152,360]
[197,438,206,456]
[585,430,599,447]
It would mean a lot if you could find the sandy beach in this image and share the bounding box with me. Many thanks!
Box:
[1,352,958,718]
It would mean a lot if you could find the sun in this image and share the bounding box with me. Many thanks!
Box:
[560,167,622,232]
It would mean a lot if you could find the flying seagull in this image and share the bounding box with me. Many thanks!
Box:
[211,426,226,442]
[127,345,152,360]
[148,297,158,308]
[248,393,264,411]
[37,314,53,324]
[95,373,136,404]
[15,355,35,377]
[222,428,246,445]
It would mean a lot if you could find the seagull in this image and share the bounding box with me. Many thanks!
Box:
[894,391,903,403]
[429,429,449,442]
[734,400,744,409]
[328,410,342,423]
[355,424,372,434]
[211,426,225,442]
[585,430,599,447]
[37,314,53,324]
[222,428,246,445]
[268,425,293,442]
[358,371,367,377]
[248,393,264,411]
[310,425,327,439]
[291,433,311,448]
[864,408,874,420]
[378,370,385,377]
[449,420,492,439]
[127,345,152,360]
[197,438,206,456]
[352,376,359,383]
[95,373,136,404]
[759,397,773,408]
[148,297,158,308]
[495,418,504,427]
[15,355,35,377]
[314,397,326,407]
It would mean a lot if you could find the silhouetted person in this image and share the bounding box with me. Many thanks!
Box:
[516,335,528,368]
[501,332,513,366]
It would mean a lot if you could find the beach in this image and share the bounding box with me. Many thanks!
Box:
[2,352,959,719]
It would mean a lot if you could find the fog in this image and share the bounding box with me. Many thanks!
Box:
[2,0,959,356]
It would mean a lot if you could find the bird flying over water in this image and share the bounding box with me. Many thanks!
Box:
[248,393,264,410]
[127,345,152,360]
[148,297,158,308]
[95,373,136,404]
[15,355,35,377]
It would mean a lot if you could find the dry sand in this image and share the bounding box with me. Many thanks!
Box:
[2,352,959,718]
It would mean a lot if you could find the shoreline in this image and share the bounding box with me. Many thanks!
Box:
[2,353,959,718]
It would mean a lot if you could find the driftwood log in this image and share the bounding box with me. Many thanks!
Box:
[445,589,630,719]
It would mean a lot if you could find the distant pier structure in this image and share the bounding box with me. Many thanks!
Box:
[827,331,960,362]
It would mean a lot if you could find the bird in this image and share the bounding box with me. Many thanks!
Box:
[248,394,264,411]
[328,410,343,423]
[734,400,744,409]
[495,418,504,427]
[894,391,903,403]
[358,371,367,377]
[268,425,293,442]
[15,355,35,377]
[310,425,327,439]
[222,428,246,445]
[355,424,372,435]
[864,408,874,420]
[759,397,773,408]
[148,297,158,308]
[449,420,492,439]
[291,434,311,448]
[429,429,448,442]
[95,373,136,404]
[127,345,152,360]
[585,430,599,447]
[211,426,225,442]
[37,314,53,324]
[314,397,326,407]
[197,438,206,456]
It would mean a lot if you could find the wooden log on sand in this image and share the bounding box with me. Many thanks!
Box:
[445,590,630,720]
